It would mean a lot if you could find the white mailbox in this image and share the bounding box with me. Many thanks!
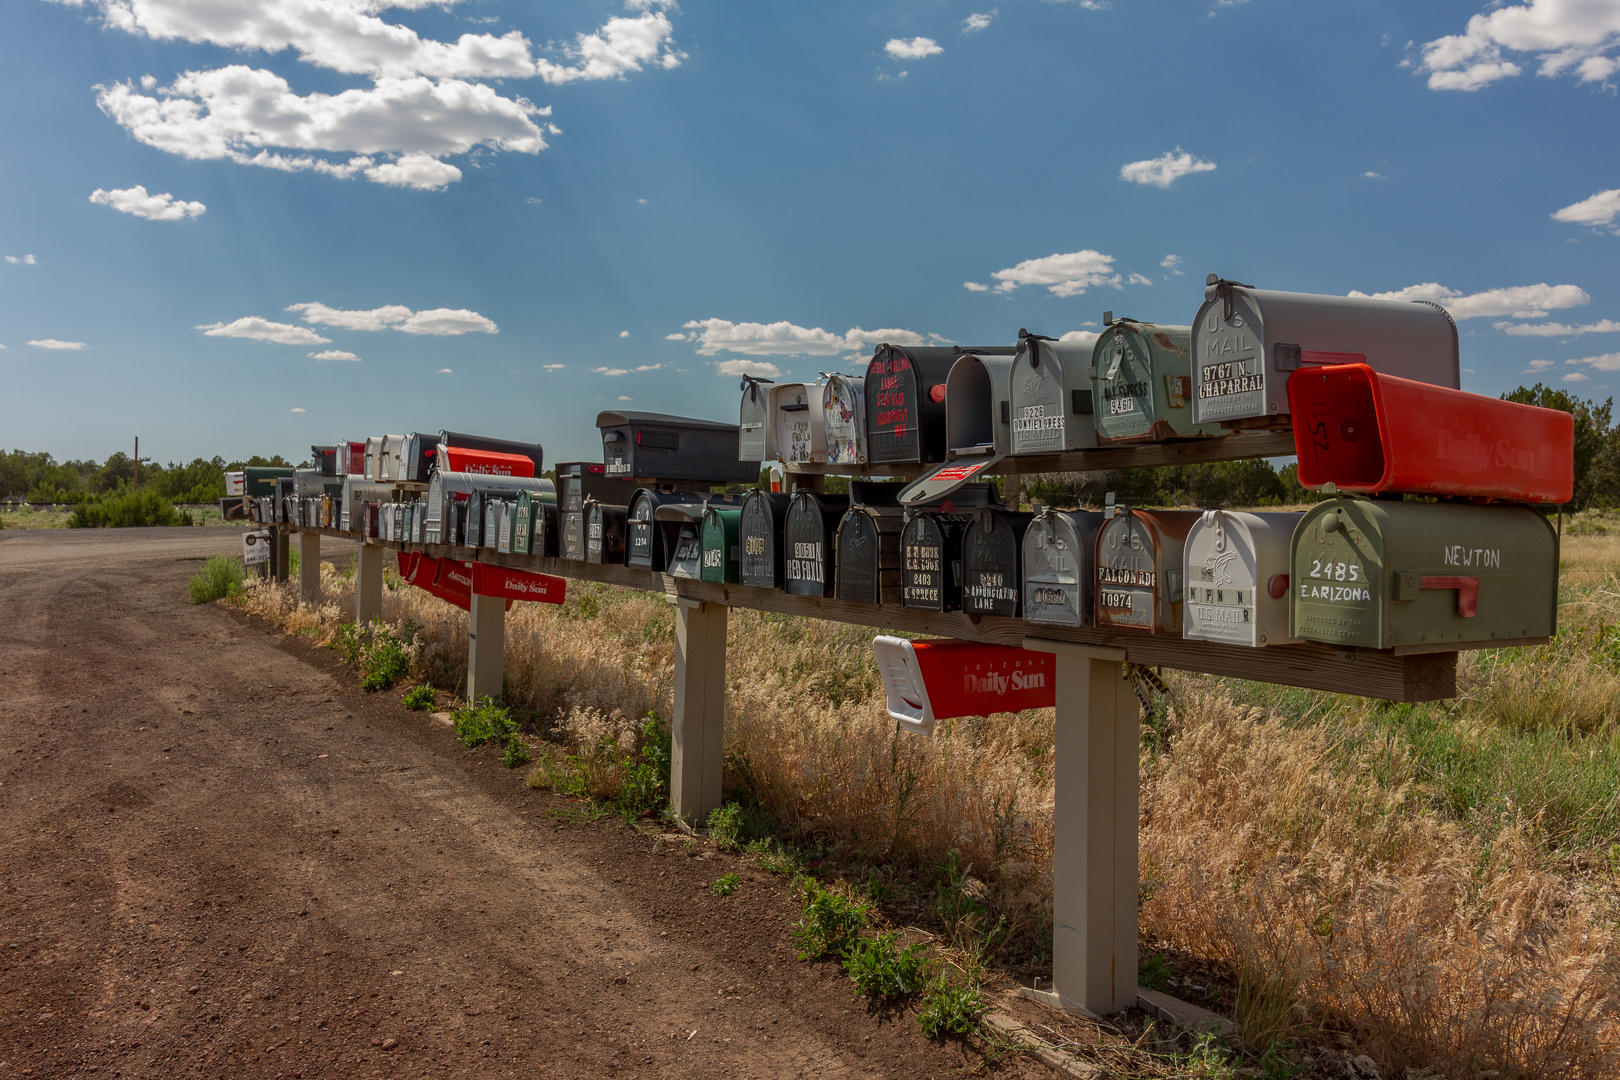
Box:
[823,373,867,466]
[1182,510,1303,647]
[770,382,828,464]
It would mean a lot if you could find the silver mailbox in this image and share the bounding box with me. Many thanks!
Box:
[738,375,775,461]
[1021,507,1105,627]
[1007,331,1099,456]
[823,373,867,466]
[364,436,385,481]
[1183,510,1302,647]
[425,473,553,548]
[340,477,393,533]
[1191,276,1460,427]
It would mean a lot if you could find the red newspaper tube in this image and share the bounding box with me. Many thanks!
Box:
[469,562,566,605]
[872,636,1054,735]
[441,447,536,478]
[1287,363,1574,504]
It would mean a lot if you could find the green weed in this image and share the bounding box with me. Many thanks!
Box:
[706,802,745,852]
[361,627,412,692]
[187,555,246,604]
[841,931,928,999]
[916,974,985,1039]
[402,684,436,711]
[332,621,365,665]
[1139,950,1173,993]
[453,697,519,748]
[711,873,740,897]
[748,838,809,877]
[501,737,530,769]
[790,879,870,960]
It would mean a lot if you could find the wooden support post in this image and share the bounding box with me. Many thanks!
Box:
[299,531,321,604]
[467,591,506,702]
[671,598,728,828]
[355,541,384,626]
[1023,639,1138,1016]
[1003,466,1022,511]
[272,526,290,582]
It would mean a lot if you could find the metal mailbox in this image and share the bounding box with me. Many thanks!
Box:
[597,411,757,485]
[701,507,743,583]
[1289,498,1557,650]
[561,511,587,561]
[311,445,340,477]
[664,494,745,579]
[243,466,294,497]
[835,483,906,605]
[896,350,1029,505]
[902,511,975,612]
[1286,363,1576,504]
[770,382,828,465]
[1092,318,1221,444]
[586,499,628,565]
[1021,507,1105,627]
[557,461,634,562]
[1007,332,1098,456]
[738,374,775,461]
[340,477,392,533]
[439,430,543,476]
[513,490,554,558]
[482,498,503,550]
[628,489,708,570]
[424,473,553,547]
[864,344,1015,465]
[1095,508,1202,633]
[1183,510,1302,647]
[400,433,441,483]
[379,435,407,482]
[823,373,867,466]
[364,436,385,481]
[465,490,485,548]
[739,490,793,588]
[961,509,1034,617]
[497,500,515,554]
[1191,276,1460,427]
[783,492,849,597]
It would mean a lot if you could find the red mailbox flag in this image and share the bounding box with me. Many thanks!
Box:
[470,563,566,605]
[1287,363,1575,504]
[872,636,1054,736]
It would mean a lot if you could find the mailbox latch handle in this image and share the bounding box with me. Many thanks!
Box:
[1405,574,1479,617]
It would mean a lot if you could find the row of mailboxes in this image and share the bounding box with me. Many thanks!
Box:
[335,431,543,486]
[423,473,553,546]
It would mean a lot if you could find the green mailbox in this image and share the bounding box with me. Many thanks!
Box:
[1289,498,1558,650]
[701,507,742,583]
[1091,317,1222,445]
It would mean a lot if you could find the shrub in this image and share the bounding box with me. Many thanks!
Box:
[500,737,530,769]
[453,697,519,748]
[67,491,191,528]
[916,975,985,1039]
[706,802,745,851]
[187,556,246,604]
[790,879,870,960]
[842,931,928,999]
[402,684,436,711]
[711,873,740,897]
[361,628,412,692]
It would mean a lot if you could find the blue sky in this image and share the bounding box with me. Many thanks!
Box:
[2,0,1617,466]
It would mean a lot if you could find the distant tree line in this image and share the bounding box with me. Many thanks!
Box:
[0,450,294,504]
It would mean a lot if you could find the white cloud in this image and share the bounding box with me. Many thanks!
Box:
[309,349,361,361]
[286,301,496,335]
[438,367,453,373]
[542,363,566,370]
[535,3,685,85]
[634,363,662,371]
[290,407,307,412]
[963,12,994,33]
[1563,372,1591,382]
[288,302,412,330]
[885,37,943,60]
[27,339,88,350]
[1127,272,1153,286]
[5,254,38,265]
[1496,318,1620,337]
[619,330,631,338]
[1119,148,1217,188]
[594,366,630,376]
[963,281,989,292]
[1420,0,1620,91]
[1526,358,1556,370]
[1566,352,1620,372]
[990,249,1120,297]
[1347,282,1589,319]
[1553,188,1620,231]
[1159,254,1184,274]
[1058,330,1100,348]
[713,358,783,378]
[683,318,832,356]
[364,153,462,190]
[1363,171,1386,180]
[663,332,686,340]
[89,184,206,220]
[398,308,497,335]
[196,316,331,345]
[617,395,633,401]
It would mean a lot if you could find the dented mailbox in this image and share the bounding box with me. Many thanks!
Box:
[783,492,849,597]
[1007,332,1098,456]
[864,344,1015,465]
[739,490,793,588]
[1182,510,1302,647]
[1095,509,1202,633]
[597,411,757,485]
[1021,507,1105,627]
[823,373,867,466]
[700,507,742,584]
[961,509,1034,618]
[1092,319,1221,444]
[1191,277,1460,427]
[1289,498,1557,650]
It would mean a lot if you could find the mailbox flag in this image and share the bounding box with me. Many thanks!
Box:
[872,636,1054,736]
[470,562,566,605]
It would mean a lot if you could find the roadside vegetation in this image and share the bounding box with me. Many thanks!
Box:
[226,508,1620,1078]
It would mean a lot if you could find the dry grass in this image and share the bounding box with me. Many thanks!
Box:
[233,526,1620,1077]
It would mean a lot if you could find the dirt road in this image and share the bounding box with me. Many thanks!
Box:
[0,527,1045,1079]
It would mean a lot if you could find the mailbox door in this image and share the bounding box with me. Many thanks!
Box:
[513,492,532,556]
[1183,510,1301,646]
[902,513,969,612]
[739,378,773,461]
[866,347,1000,465]
[561,511,586,560]
[1022,509,1103,626]
[823,375,867,466]
[836,509,883,604]
[1008,338,1097,455]
[586,503,627,565]
[483,500,500,550]
[627,490,658,568]
[740,491,788,587]
[497,501,514,554]
[784,493,838,597]
[668,523,704,579]
[1093,324,1161,443]
[465,491,483,548]
[701,508,742,583]
[961,510,1031,617]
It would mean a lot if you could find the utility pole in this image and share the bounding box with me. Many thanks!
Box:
[134,437,139,492]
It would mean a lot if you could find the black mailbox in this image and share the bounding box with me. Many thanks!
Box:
[596,410,758,485]
[784,491,849,597]
[661,493,745,579]
[628,489,708,570]
[834,482,906,606]
[311,445,339,477]
[961,509,1034,618]
[739,490,792,588]
[864,344,1015,465]
[586,499,628,564]
[561,511,587,561]
[400,433,442,483]
[557,462,633,562]
[902,511,974,611]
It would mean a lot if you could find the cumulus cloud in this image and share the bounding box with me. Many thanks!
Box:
[288,301,410,330]
[542,363,566,370]
[886,37,943,60]
[1363,171,1386,179]
[1160,254,1184,274]
[290,406,307,412]
[398,308,497,335]
[5,254,38,265]
[619,330,631,338]
[535,2,686,85]
[713,358,783,378]
[634,363,662,371]
[963,281,989,292]
[438,367,453,373]
[287,301,496,335]
[27,339,89,350]
[309,349,361,361]
[197,317,331,344]
[1119,148,1217,188]
[594,366,630,376]
[1563,371,1591,382]
[683,318,926,357]
[1058,330,1100,348]
[1496,318,1620,337]
[1127,272,1153,286]
[963,12,994,33]
[1566,352,1620,372]
[1553,188,1620,232]
[1526,358,1556,371]
[663,332,686,340]
[990,250,1120,297]
[1347,282,1590,319]
[617,395,633,401]
[89,184,206,220]
[1419,0,1620,91]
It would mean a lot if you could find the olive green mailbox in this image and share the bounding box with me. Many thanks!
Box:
[1289,498,1557,650]
[701,507,742,584]
[1091,317,1222,445]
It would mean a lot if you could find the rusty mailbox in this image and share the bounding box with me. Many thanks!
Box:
[739,490,793,588]
[628,489,708,570]
[1290,498,1557,650]
[586,498,628,565]
[784,491,850,597]
[823,373,868,467]
[1007,331,1099,456]
[597,410,758,485]
[1182,510,1302,647]
[738,375,775,461]
[1095,508,1203,632]
[1191,276,1460,428]
[961,509,1034,617]
[701,507,743,584]
[1092,317,1222,444]
[1021,506,1106,627]
[864,344,1016,465]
